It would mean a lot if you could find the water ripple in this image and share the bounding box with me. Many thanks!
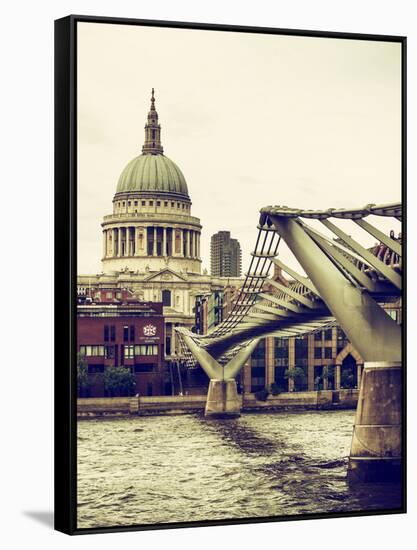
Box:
[77,410,401,528]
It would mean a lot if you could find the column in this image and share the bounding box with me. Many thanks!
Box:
[335,364,341,390]
[163,227,167,256]
[153,227,157,256]
[357,364,363,389]
[187,230,191,258]
[265,337,275,389]
[288,339,295,391]
[102,230,107,258]
[308,334,315,391]
[118,228,122,257]
[112,228,117,257]
[126,227,130,256]
[197,232,200,259]
[134,227,138,256]
[243,362,252,394]
[180,229,184,257]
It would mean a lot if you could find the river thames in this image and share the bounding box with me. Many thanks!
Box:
[77,410,402,528]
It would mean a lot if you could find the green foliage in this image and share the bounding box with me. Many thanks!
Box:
[104,366,136,397]
[254,389,269,401]
[284,367,307,392]
[77,353,89,394]
[284,367,306,382]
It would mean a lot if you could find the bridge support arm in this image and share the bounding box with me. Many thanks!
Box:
[269,215,401,362]
[179,333,223,380]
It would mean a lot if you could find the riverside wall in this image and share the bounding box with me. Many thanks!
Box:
[77,389,359,418]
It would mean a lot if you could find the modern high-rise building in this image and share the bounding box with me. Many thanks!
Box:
[210,231,242,277]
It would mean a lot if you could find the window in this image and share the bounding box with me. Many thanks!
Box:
[171,202,174,207]
[104,325,109,342]
[314,331,322,341]
[324,328,333,340]
[251,340,265,368]
[274,338,288,366]
[123,326,129,342]
[164,202,168,207]
[130,325,135,341]
[110,325,116,342]
[128,201,131,206]
[106,291,112,299]
[142,200,146,206]
[134,200,138,206]
[149,201,153,206]
[122,202,125,207]
[314,347,322,359]
[134,345,158,356]
[79,345,105,357]
[104,346,115,359]
[124,345,134,359]
[386,309,398,322]
[162,289,171,307]
[157,201,161,207]
[295,336,308,366]
[177,202,180,208]
[134,364,154,373]
[324,347,333,359]
[88,364,104,374]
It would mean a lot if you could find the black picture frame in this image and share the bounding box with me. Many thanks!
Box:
[54,14,407,535]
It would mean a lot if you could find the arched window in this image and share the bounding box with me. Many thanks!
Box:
[162,289,171,307]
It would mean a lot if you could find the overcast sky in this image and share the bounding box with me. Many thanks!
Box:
[77,22,402,275]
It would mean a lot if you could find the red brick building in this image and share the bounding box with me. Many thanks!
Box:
[77,300,165,397]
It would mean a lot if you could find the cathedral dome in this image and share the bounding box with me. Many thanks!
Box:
[114,89,189,199]
[116,153,189,198]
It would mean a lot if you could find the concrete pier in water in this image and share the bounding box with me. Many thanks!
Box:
[204,379,241,418]
[348,361,402,483]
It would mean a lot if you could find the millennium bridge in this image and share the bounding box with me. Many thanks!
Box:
[176,202,402,483]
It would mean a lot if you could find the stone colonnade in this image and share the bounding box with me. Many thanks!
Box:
[102,225,201,259]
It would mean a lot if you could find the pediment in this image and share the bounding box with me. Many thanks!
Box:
[143,268,188,283]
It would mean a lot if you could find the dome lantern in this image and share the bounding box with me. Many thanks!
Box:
[142,88,164,155]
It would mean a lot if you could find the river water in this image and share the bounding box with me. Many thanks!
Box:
[77,410,402,529]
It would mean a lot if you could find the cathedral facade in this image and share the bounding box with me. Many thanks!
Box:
[77,90,242,359]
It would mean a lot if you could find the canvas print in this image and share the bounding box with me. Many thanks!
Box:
[74,20,404,531]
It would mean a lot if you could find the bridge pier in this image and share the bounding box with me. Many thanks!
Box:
[205,379,241,418]
[348,361,402,483]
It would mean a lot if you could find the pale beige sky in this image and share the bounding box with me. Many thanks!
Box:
[77,22,402,275]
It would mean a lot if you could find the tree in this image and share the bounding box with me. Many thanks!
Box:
[77,353,89,396]
[284,367,306,391]
[104,366,136,397]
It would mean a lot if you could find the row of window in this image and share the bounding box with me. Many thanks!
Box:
[103,325,144,343]
[123,345,159,358]
[116,200,189,210]
[87,364,155,374]
[314,328,334,341]
[315,347,333,359]
[80,344,158,358]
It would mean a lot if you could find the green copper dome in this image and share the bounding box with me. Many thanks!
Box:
[115,90,190,199]
[116,153,189,198]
